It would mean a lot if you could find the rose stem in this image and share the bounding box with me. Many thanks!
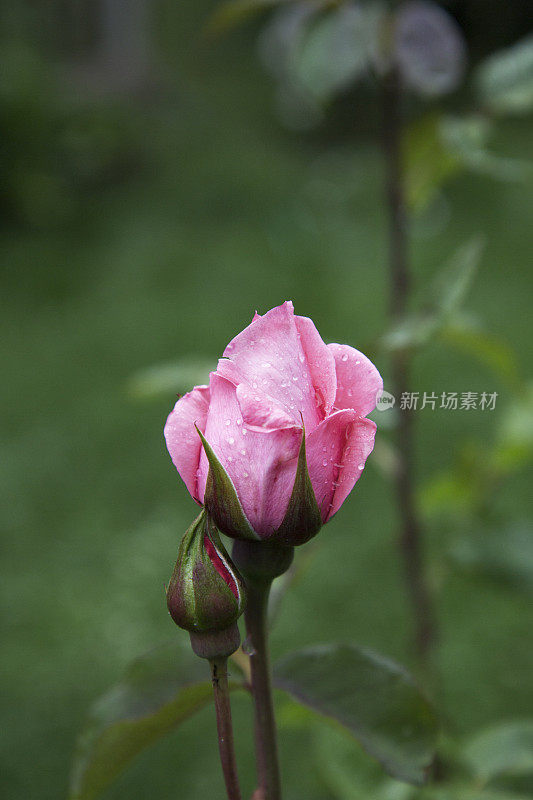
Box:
[382,63,436,665]
[244,579,282,800]
[209,656,243,800]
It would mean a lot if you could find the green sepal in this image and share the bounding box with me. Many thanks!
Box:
[196,426,260,541]
[273,425,322,546]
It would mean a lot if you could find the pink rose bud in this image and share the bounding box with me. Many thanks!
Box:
[166,510,245,659]
[164,301,382,545]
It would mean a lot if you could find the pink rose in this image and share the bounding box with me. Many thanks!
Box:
[164,301,382,543]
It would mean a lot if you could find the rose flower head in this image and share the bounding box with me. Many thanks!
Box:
[164,301,382,545]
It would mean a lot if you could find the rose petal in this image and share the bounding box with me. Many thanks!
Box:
[306,410,376,522]
[220,301,321,430]
[236,382,296,431]
[295,314,337,417]
[328,343,383,417]
[198,373,301,537]
[164,385,210,504]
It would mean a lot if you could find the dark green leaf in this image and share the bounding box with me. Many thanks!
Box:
[476,35,533,115]
[463,720,533,784]
[69,641,245,800]
[273,643,438,785]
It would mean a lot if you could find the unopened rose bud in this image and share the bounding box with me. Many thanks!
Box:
[166,510,245,659]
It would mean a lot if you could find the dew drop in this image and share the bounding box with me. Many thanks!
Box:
[242,429,247,436]
[236,419,242,426]
[225,419,231,426]
[322,459,328,467]
[298,353,305,364]
[358,463,365,470]
[341,353,349,362]
[252,382,258,389]
[355,360,360,365]
[242,636,256,657]
[227,455,233,462]
[228,437,235,445]
[243,471,249,478]
[292,375,298,382]
[241,449,247,456]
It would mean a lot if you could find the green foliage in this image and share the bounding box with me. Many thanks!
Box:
[69,642,245,800]
[463,720,533,785]
[381,238,484,352]
[450,522,533,592]
[476,35,533,115]
[273,643,438,785]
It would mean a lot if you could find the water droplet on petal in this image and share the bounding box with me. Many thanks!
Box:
[358,463,365,470]
[322,459,328,467]
[355,360,360,365]
[341,353,349,362]
[225,419,231,426]
[292,375,298,381]
[241,449,247,456]
[243,471,249,478]
[236,419,242,426]
[242,429,247,436]
[228,437,235,445]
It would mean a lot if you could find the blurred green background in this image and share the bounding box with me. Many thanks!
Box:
[1,2,532,799]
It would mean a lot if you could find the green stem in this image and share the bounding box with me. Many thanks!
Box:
[244,579,282,800]
[209,656,242,800]
[382,64,436,665]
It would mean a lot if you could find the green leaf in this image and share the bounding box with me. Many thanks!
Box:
[394,2,466,98]
[463,720,533,784]
[127,358,213,401]
[273,643,438,785]
[476,34,533,115]
[381,238,484,353]
[205,0,286,37]
[274,426,322,546]
[197,427,260,541]
[69,641,245,800]
[405,113,460,211]
[289,3,381,102]
[440,116,531,182]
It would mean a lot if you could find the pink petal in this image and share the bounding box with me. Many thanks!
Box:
[328,343,383,417]
[236,382,295,431]
[198,373,301,537]
[306,410,377,523]
[164,385,210,504]
[220,301,321,430]
[295,314,337,417]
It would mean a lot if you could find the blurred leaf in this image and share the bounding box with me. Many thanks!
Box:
[127,358,213,401]
[273,643,438,785]
[405,114,460,211]
[382,238,484,352]
[289,3,381,101]
[206,0,288,37]
[257,2,318,80]
[69,641,245,800]
[419,787,533,800]
[450,522,533,593]
[394,1,466,97]
[441,317,521,390]
[463,720,533,784]
[496,383,533,467]
[476,35,533,115]
[440,116,531,182]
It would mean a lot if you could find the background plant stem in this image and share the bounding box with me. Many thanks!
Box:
[209,656,243,800]
[382,65,436,665]
[244,579,282,800]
